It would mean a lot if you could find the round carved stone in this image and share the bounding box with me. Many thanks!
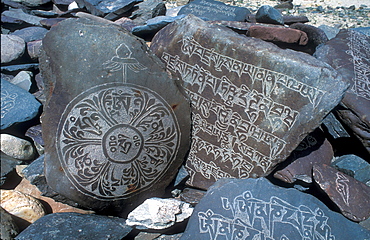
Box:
[57,83,180,200]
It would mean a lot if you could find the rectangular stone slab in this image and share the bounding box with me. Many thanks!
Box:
[150,15,348,190]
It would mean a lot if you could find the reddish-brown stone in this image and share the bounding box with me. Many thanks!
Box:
[248,25,308,45]
[313,164,370,222]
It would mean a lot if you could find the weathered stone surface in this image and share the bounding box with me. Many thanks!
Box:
[39,18,191,214]
[315,29,370,153]
[0,134,36,161]
[248,25,308,45]
[1,63,39,74]
[75,0,142,20]
[1,34,25,64]
[318,24,340,40]
[209,20,255,34]
[9,71,33,91]
[156,233,183,239]
[179,188,206,206]
[25,124,44,155]
[178,0,251,22]
[332,154,370,186]
[30,9,60,18]
[131,0,166,25]
[11,0,51,7]
[0,190,46,230]
[255,5,284,25]
[1,152,22,187]
[313,164,370,222]
[2,9,45,27]
[39,18,68,28]
[27,39,43,60]
[11,27,48,43]
[282,15,309,25]
[290,23,328,54]
[174,165,189,187]
[151,15,348,190]
[181,178,370,239]
[53,0,75,6]
[15,212,132,240]
[274,128,333,184]
[353,27,370,36]
[322,112,350,139]
[0,207,19,240]
[126,198,193,230]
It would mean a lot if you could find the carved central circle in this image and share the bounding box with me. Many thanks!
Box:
[103,124,143,163]
[56,83,180,200]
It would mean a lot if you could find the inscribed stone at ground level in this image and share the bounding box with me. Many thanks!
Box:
[40,18,190,214]
[315,29,370,154]
[150,15,348,190]
[180,178,370,240]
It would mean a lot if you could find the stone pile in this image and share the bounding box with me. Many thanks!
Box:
[1,0,370,239]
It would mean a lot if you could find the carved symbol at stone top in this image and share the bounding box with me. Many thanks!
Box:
[56,83,180,200]
[104,43,148,83]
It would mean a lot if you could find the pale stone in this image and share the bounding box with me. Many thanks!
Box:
[9,71,33,92]
[126,198,193,230]
[1,34,25,64]
[0,134,35,161]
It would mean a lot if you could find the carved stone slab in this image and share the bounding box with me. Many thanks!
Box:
[315,29,370,153]
[150,15,348,190]
[39,18,191,214]
[178,0,250,22]
[181,178,370,240]
[313,164,370,222]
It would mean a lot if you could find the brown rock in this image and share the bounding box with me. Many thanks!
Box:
[313,164,370,222]
[179,188,206,206]
[248,25,308,45]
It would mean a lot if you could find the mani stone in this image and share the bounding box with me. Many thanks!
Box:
[273,128,333,184]
[39,17,191,214]
[150,15,348,190]
[178,0,251,22]
[1,79,41,130]
[314,30,370,154]
[181,177,370,240]
[313,164,370,222]
[15,212,132,240]
[1,34,25,64]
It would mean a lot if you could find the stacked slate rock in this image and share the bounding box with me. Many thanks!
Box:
[1,0,370,238]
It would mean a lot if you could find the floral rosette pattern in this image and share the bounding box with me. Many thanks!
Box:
[56,83,180,200]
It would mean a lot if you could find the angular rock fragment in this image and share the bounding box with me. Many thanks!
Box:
[313,164,370,222]
[1,34,25,64]
[11,27,48,43]
[151,15,348,190]
[181,178,370,239]
[2,9,45,27]
[0,134,36,161]
[255,5,284,25]
[315,29,370,153]
[1,152,22,187]
[248,25,308,45]
[15,212,132,240]
[178,0,250,22]
[39,18,191,214]
[0,207,19,240]
[322,112,350,139]
[332,154,370,185]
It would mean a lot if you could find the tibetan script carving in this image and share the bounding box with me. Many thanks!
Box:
[1,90,17,118]
[335,172,350,206]
[346,30,370,100]
[56,83,180,200]
[198,191,335,240]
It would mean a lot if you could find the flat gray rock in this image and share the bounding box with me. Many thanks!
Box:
[150,15,348,190]
[181,178,370,239]
[1,34,25,64]
[39,18,191,214]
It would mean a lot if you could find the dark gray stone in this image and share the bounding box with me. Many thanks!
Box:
[39,18,191,214]
[1,78,41,130]
[290,23,328,55]
[75,0,142,20]
[322,112,350,139]
[179,188,206,206]
[178,0,251,22]
[313,164,370,222]
[255,5,284,25]
[52,0,75,6]
[174,165,189,187]
[15,212,132,240]
[181,178,370,239]
[22,155,45,183]
[315,29,370,153]
[26,124,44,155]
[1,63,39,74]
[1,152,22,186]
[11,27,48,43]
[151,15,348,190]
[332,154,370,185]
[39,18,68,29]
[30,10,60,18]
[131,0,166,25]
[0,207,19,240]
[2,9,45,27]
[10,0,51,7]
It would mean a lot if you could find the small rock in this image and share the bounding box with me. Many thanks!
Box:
[11,0,51,7]
[0,134,35,161]
[318,24,340,40]
[39,18,68,28]
[290,23,329,53]
[1,63,39,74]
[322,112,350,139]
[255,5,284,25]
[25,124,44,155]
[0,207,19,240]
[1,34,25,64]
[11,27,48,43]
[0,190,46,230]
[174,165,189,187]
[1,152,22,187]
[179,188,206,206]
[248,25,308,45]
[27,40,43,60]
[283,15,309,25]
[126,198,193,230]
[332,154,370,185]
[15,212,132,240]
[9,71,33,91]
[131,0,166,25]
[2,9,45,27]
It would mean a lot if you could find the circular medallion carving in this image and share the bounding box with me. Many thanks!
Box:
[56,83,180,200]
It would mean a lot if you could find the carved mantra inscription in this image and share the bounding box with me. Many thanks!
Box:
[1,90,17,118]
[161,37,325,184]
[198,191,335,240]
[346,30,370,100]
[56,83,180,200]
